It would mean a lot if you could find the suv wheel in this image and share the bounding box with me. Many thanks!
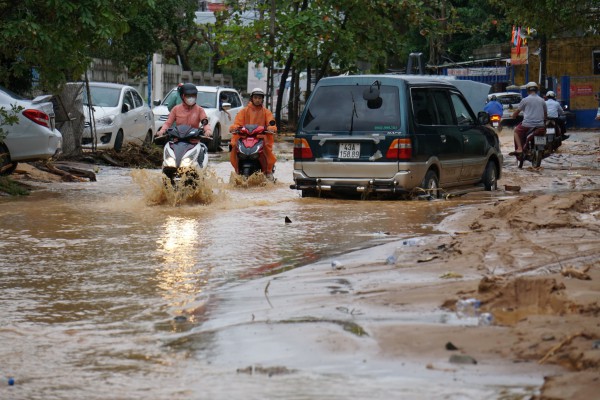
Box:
[482,161,498,191]
[421,170,440,199]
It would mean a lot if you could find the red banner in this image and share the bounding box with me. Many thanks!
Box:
[570,85,594,97]
[510,46,528,65]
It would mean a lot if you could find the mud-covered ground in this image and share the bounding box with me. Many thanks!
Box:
[5,129,600,399]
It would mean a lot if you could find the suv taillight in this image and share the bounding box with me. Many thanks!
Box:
[23,109,50,128]
[293,138,313,159]
[386,138,412,160]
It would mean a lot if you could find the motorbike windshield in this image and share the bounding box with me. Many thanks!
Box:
[302,85,401,133]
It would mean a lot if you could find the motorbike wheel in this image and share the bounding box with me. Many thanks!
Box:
[208,125,221,152]
[532,150,543,168]
[517,153,524,169]
[241,167,252,178]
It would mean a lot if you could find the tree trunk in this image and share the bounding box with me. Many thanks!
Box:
[275,53,293,129]
[540,34,548,90]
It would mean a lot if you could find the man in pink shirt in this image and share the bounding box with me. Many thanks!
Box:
[156,83,212,137]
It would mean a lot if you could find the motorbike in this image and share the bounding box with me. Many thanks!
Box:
[160,122,212,186]
[489,114,502,131]
[513,120,560,169]
[234,120,276,179]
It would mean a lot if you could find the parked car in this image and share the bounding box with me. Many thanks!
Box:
[153,86,243,152]
[290,75,503,199]
[487,92,522,127]
[0,85,62,175]
[81,82,154,152]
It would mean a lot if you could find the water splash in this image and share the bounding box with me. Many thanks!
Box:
[132,168,228,206]
[228,171,269,188]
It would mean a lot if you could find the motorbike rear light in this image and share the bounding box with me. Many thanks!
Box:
[490,114,501,122]
[386,138,412,159]
[23,109,50,128]
[293,138,313,159]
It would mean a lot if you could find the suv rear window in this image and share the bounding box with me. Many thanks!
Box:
[302,85,400,132]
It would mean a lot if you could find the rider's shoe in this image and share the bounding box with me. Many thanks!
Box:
[562,134,570,140]
[265,173,275,182]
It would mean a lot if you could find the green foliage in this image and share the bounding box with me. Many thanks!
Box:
[491,0,600,35]
[0,176,30,196]
[0,0,155,93]
[0,104,23,142]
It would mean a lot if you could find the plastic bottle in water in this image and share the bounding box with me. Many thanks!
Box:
[478,312,494,326]
[456,298,480,318]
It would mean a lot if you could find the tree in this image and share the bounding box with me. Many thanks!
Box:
[0,0,154,94]
[491,0,600,86]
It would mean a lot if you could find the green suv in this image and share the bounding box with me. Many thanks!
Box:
[290,75,503,199]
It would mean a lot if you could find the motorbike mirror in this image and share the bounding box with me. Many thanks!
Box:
[201,118,208,126]
[268,120,276,126]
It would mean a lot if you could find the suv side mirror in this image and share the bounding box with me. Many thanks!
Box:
[122,103,130,113]
[477,111,490,125]
[153,99,161,106]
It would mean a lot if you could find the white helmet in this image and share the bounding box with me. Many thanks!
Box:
[525,81,539,91]
[250,88,265,97]
[546,90,555,98]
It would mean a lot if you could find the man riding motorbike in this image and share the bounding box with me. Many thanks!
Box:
[484,95,503,118]
[545,90,568,140]
[510,81,547,156]
[156,83,212,138]
[229,88,277,180]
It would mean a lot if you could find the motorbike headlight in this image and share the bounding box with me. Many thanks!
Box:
[96,115,116,127]
[180,149,198,168]
[163,147,177,167]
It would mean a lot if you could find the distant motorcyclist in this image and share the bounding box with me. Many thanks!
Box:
[229,88,277,180]
[545,91,568,139]
[510,82,547,155]
[156,83,212,137]
[484,95,503,117]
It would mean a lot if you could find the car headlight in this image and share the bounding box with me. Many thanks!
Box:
[96,115,116,127]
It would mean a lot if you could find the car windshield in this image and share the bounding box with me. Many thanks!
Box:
[84,86,121,107]
[302,84,401,132]
[161,89,217,109]
[497,94,521,105]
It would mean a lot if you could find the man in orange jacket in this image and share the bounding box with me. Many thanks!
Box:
[229,88,277,179]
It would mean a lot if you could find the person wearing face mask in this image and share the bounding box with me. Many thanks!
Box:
[156,83,212,137]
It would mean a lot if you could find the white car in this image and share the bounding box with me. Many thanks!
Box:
[153,86,243,152]
[0,85,62,175]
[82,82,154,152]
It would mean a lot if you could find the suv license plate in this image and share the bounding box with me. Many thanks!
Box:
[338,143,360,159]
[534,136,546,145]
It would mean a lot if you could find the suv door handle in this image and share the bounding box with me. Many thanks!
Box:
[463,136,469,143]
[440,134,447,143]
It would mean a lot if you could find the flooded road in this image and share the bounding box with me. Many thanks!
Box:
[0,146,489,399]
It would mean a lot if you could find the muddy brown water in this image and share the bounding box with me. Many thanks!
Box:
[2,129,597,398]
[0,154,483,399]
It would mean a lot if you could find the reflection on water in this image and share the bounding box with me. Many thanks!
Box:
[0,160,489,399]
